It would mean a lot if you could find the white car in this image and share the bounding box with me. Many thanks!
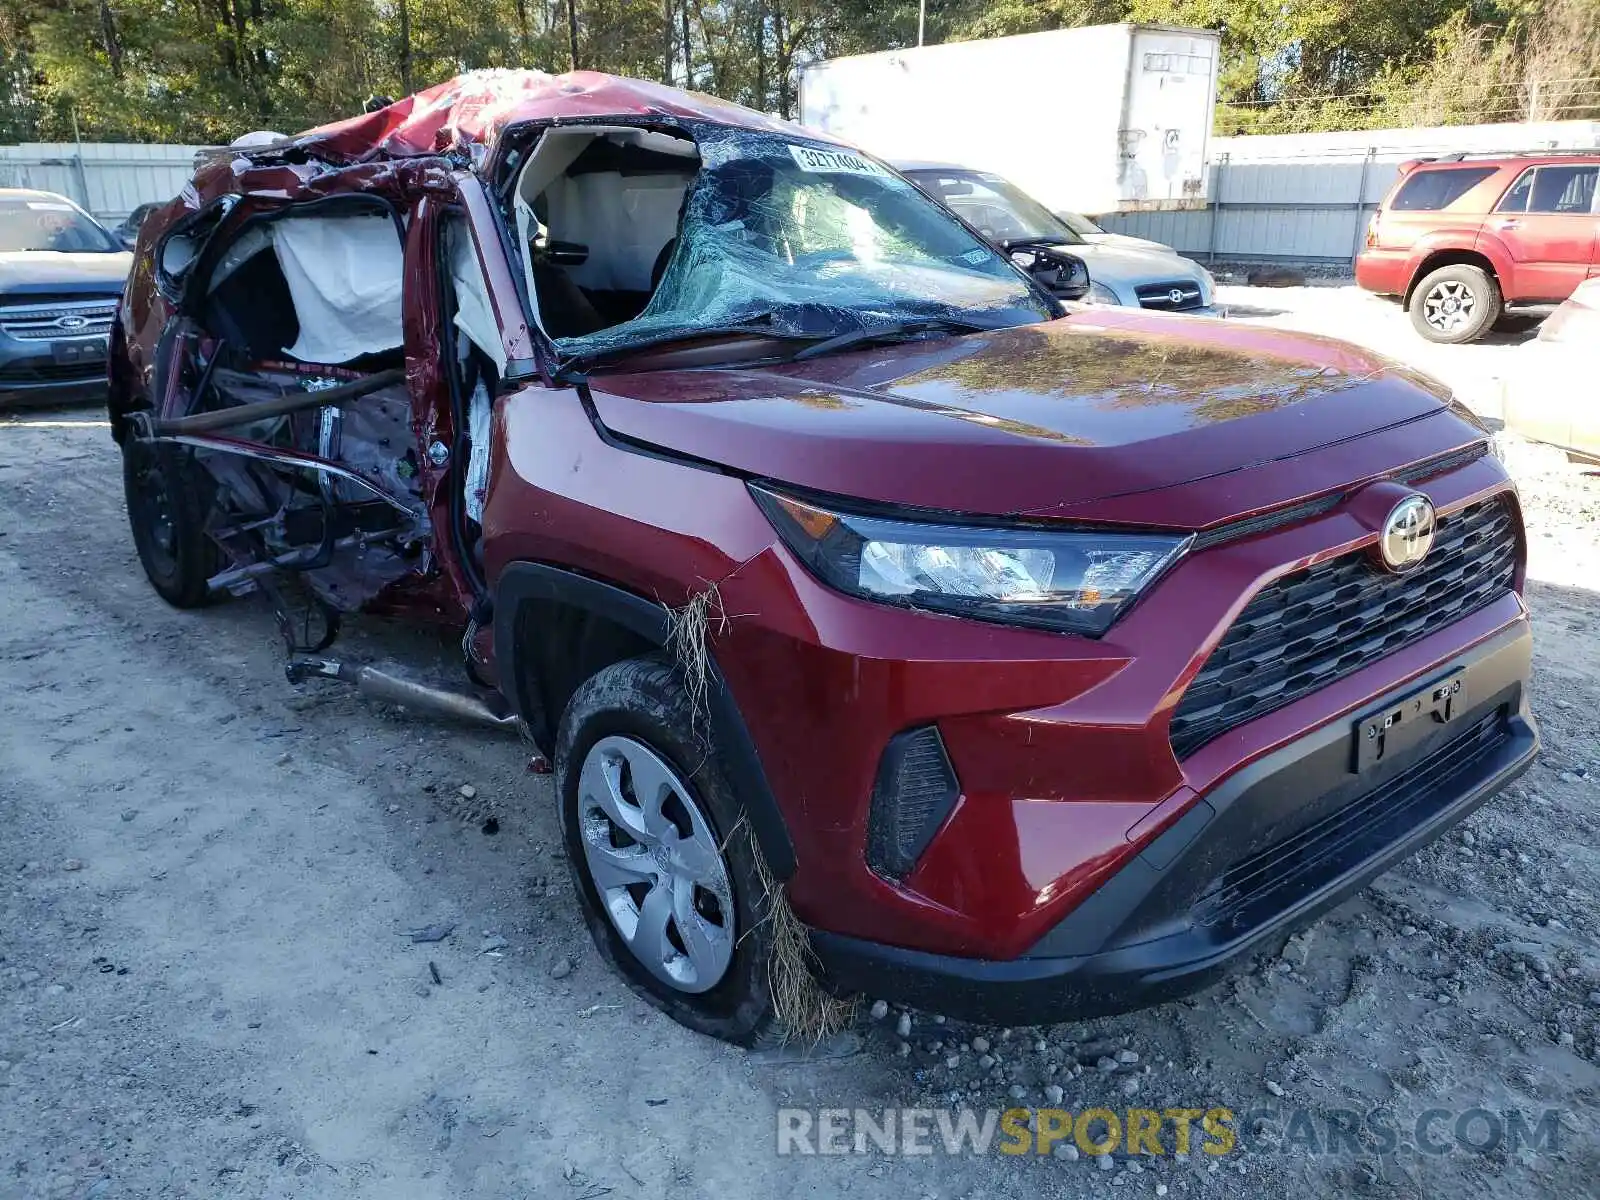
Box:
[1501,277,1600,464]
[896,162,1218,315]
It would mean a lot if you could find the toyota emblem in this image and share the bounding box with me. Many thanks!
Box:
[1167,288,1186,306]
[1378,494,1436,572]
[54,315,89,330]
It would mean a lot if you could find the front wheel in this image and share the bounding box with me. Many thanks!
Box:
[122,440,221,608]
[556,655,778,1045]
[1409,264,1502,344]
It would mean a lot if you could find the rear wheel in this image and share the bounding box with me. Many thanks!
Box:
[1409,264,1502,344]
[556,655,777,1044]
[122,440,221,608]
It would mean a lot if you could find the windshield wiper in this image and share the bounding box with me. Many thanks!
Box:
[558,314,995,378]
[788,318,990,363]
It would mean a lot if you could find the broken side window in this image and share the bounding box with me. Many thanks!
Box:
[512,125,701,340]
[202,209,405,366]
[164,201,427,612]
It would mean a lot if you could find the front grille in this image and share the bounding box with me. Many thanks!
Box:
[0,299,118,341]
[1170,496,1519,758]
[1135,281,1206,312]
[1191,709,1510,934]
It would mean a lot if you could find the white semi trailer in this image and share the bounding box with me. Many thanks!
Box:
[799,24,1220,215]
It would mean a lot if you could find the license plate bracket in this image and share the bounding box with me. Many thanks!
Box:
[51,336,108,367]
[1352,669,1466,772]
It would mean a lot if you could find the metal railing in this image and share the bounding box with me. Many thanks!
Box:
[1098,117,1600,265]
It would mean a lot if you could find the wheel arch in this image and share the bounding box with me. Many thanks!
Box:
[1404,247,1502,306]
[494,561,797,880]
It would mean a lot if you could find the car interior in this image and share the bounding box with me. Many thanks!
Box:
[1496,164,1598,214]
[155,197,503,616]
[510,126,701,339]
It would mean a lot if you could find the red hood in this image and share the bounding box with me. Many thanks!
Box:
[586,310,1484,524]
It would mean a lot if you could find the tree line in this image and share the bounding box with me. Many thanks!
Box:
[1,0,1596,144]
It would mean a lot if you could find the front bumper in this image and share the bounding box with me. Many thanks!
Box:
[0,343,109,407]
[810,621,1536,1024]
[0,296,116,407]
[0,374,108,407]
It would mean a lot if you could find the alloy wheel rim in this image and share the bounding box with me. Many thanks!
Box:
[1423,280,1476,333]
[577,735,735,993]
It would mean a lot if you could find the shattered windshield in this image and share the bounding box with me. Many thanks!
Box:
[905,169,1083,248]
[547,128,1054,364]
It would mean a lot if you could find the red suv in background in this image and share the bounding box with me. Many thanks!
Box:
[1357,151,1600,343]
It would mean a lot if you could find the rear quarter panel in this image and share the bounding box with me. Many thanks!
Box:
[1368,166,1513,297]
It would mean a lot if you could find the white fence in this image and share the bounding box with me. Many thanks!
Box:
[1100,118,1600,266]
[0,143,203,222]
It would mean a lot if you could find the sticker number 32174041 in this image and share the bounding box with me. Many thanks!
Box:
[787,144,893,177]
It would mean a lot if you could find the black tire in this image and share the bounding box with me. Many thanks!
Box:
[555,655,777,1045]
[1408,263,1502,344]
[121,440,221,608]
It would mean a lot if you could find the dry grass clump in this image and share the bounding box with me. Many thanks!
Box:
[746,822,858,1045]
[677,579,857,1044]
[665,580,727,733]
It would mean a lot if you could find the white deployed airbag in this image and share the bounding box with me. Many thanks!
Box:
[272,215,404,363]
[545,171,689,292]
[447,222,507,374]
[465,378,493,524]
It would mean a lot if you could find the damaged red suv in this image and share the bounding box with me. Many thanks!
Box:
[110,71,1538,1044]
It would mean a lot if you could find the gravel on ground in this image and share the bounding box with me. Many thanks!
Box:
[1,297,1596,1197]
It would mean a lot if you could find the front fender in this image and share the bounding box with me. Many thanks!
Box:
[493,560,798,880]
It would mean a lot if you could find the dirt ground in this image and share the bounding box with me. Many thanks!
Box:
[2,297,1598,1199]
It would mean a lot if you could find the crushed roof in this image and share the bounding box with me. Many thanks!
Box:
[287,69,830,163]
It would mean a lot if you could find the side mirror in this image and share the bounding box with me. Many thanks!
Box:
[1013,247,1090,302]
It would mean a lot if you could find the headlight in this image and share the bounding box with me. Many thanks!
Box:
[751,486,1192,636]
[1082,280,1121,306]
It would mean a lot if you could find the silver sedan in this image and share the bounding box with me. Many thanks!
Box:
[896,162,1219,316]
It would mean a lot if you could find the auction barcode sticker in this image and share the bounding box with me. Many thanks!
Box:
[787,145,892,177]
